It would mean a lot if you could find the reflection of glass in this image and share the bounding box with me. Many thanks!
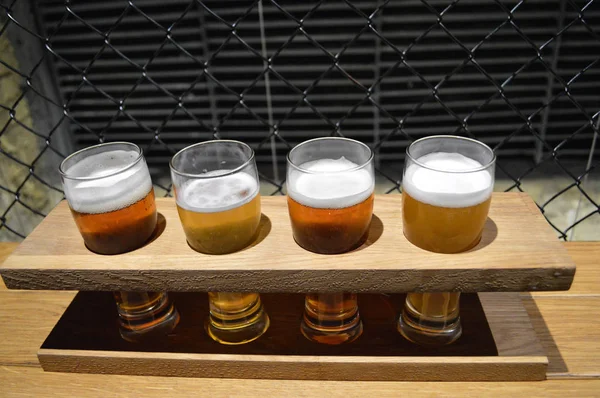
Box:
[60,142,179,342]
[287,137,374,344]
[398,135,495,346]
[170,140,269,345]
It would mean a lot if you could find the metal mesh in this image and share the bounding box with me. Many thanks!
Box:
[0,0,598,240]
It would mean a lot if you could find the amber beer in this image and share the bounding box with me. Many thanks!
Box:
[69,189,157,254]
[303,293,361,344]
[60,142,179,341]
[287,193,374,254]
[399,136,495,346]
[287,137,375,344]
[170,141,269,345]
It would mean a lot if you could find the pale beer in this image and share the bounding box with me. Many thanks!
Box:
[399,137,495,346]
[175,171,261,254]
[170,141,270,345]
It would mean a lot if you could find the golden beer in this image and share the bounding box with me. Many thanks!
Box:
[399,136,495,346]
[170,141,270,345]
[402,191,491,254]
[60,142,179,342]
[287,137,374,344]
[176,193,261,254]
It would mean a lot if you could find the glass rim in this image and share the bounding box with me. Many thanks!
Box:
[169,139,255,178]
[286,137,374,174]
[59,141,144,181]
[406,135,496,173]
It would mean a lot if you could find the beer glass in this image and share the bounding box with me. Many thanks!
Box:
[398,135,495,345]
[287,137,374,344]
[170,140,270,345]
[60,142,180,342]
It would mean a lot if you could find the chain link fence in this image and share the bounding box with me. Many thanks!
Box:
[0,0,598,241]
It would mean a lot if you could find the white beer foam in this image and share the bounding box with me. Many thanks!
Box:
[403,152,493,208]
[287,157,374,209]
[63,149,153,214]
[176,170,259,213]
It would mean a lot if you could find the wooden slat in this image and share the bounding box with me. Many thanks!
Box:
[0,194,575,293]
[37,350,547,382]
[522,296,600,379]
[0,242,598,394]
[2,365,600,398]
[0,242,19,290]
[479,293,545,357]
[0,290,75,367]
[36,292,547,382]
[527,242,600,297]
[11,289,600,382]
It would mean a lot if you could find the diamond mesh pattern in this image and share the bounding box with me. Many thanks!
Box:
[0,0,598,240]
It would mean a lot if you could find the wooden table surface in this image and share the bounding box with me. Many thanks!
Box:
[0,241,599,397]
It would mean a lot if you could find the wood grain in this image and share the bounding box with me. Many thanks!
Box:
[528,242,600,297]
[0,241,598,395]
[522,296,600,379]
[37,350,547,382]
[3,365,600,398]
[479,293,545,357]
[0,290,75,367]
[37,292,547,381]
[0,242,19,290]
[0,194,575,292]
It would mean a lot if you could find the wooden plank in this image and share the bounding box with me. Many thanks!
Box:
[3,366,600,398]
[527,242,600,297]
[479,293,545,357]
[522,296,600,379]
[0,194,575,293]
[36,350,547,381]
[0,242,19,290]
[0,290,75,367]
[37,292,547,381]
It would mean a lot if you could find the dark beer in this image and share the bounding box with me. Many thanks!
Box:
[286,138,374,345]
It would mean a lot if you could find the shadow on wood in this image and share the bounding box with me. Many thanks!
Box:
[42,292,497,357]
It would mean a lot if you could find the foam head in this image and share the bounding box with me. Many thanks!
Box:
[402,152,493,208]
[62,149,153,214]
[176,170,259,213]
[287,157,374,209]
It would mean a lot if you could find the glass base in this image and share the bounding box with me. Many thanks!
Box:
[301,317,363,345]
[301,293,363,345]
[398,311,462,346]
[206,295,270,345]
[117,293,180,343]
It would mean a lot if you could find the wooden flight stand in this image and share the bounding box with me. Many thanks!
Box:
[0,193,575,381]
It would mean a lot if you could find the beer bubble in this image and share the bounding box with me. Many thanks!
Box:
[176,170,259,214]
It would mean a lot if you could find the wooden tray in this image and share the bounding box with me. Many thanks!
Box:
[0,194,575,292]
[38,292,547,381]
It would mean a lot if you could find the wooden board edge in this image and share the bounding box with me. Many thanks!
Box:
[517,193,543,215]
[37,349,548,381]
[0,267,576,293]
